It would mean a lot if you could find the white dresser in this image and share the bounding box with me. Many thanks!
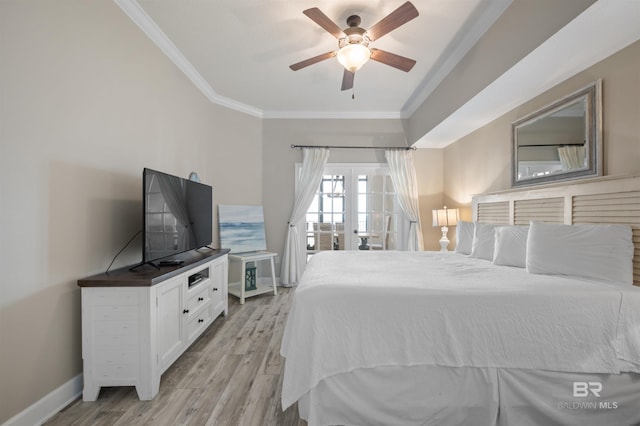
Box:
[78,249,229,401]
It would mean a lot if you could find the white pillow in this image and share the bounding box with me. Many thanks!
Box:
[493,226,528,268]
[455,221,475,255]
[470,222,497,261]
[526,221,634,286]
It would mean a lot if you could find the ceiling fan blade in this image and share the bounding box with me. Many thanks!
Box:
[289,51,337,71]
[366,1,419,41]
[341,69,354,91]
[303,8,346,39]
[370,48,416,72]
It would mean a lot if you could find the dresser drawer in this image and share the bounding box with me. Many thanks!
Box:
[187,307,212,342]
[186,283,211,317]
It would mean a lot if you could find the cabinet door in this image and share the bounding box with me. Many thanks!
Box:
[211,257,228,316]
[156,278,185,372]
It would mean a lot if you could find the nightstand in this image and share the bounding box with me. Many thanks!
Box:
[228,251,278,304]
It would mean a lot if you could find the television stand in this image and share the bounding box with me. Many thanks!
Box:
[78,249,229,401]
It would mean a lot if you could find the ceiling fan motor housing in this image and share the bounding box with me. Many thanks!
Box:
[339,26,370,49]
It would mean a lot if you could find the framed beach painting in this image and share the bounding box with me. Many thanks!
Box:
[218,205,267,253]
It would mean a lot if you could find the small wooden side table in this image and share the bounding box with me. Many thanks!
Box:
[228,251,278,304]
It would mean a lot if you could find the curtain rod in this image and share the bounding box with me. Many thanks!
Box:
[291,144,416,151]
[518,142,585,147]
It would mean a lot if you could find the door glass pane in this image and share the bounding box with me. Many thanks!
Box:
[355,174,399,250]
[369,192,383,213]
[306,175,345,253]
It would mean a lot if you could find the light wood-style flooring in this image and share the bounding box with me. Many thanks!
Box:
[45,287,306,426]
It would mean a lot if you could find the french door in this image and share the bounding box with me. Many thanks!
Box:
[302,163,406,255]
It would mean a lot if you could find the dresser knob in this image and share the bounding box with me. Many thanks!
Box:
[198,297,204,301]
[198,318,204,323]
[183,309,189,314]
[213,288,218,291]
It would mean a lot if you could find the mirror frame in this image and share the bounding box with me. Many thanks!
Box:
[512,79,602,187]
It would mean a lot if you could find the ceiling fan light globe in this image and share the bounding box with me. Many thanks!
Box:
[337,44,371,73]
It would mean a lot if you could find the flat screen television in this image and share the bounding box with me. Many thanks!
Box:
[142,168,212,264]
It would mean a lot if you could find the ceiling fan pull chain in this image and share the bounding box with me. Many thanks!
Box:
[352,86,355,100]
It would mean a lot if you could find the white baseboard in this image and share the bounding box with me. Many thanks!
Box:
[2,374,82,426]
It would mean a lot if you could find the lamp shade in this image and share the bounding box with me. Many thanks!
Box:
[432,207,460,227]
[337,44,371,73]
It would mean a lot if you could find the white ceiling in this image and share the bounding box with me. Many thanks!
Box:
[115,0,511,119]
[115,0,640,146]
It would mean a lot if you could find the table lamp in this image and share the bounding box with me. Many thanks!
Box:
[432,206,460,251]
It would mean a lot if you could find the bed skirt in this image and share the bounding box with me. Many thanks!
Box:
[296,365,640,426]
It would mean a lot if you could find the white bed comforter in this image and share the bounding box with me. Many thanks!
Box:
[280,251,640,409]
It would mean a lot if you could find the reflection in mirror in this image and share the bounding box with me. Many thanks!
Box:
[512,80,602,187]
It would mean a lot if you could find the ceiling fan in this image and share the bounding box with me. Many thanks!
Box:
[289,1,419,94]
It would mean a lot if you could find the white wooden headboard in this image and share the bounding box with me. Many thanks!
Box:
[473,175,640,286]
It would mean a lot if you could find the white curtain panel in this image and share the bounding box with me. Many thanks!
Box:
[558,146,586,170]
[280,147,330,286]
[385,149,424,251]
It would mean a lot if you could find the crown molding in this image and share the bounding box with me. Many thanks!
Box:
[114,0,509,122]
[114,0,263,118]
[114,0,425,120]
[262,110,405,120]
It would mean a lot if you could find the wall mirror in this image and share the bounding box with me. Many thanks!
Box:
[512,80,602,187]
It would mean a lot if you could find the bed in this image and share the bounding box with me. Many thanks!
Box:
[280,175,640,426]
